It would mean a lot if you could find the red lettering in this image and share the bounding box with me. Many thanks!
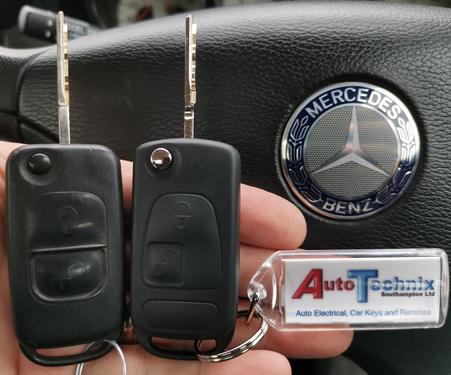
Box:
[324,280,335,290]
[344,280,355,290]
[336,277,344,290]
[292,269,323,299]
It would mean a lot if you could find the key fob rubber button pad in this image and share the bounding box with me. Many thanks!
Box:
[144,193,221,289]
[25,191,108,301]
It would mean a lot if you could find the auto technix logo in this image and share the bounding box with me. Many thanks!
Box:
[280,82,420,219]
[292,268,435,304]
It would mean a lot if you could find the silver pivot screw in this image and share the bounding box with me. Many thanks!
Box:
[150,148,173,170]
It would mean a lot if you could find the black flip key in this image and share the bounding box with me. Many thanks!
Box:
[131,17,240,359]
[6,13,124,367]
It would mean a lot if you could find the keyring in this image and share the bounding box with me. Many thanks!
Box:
[195,297,268,362]
[75,340,127,375]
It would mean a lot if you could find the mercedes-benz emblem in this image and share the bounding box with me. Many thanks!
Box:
[280,82,420,219]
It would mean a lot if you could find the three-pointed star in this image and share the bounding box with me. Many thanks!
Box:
[311,106,388,177]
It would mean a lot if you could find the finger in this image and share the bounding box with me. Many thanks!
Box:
[233,310,353,359]
[120,159,133,215]
[0,248,21,374]
[240,184,306,249]
[84,346,291,375]
[239,244,274,296]
[0,141,23,373]
[0,141,22,172]
[260,328,353,359]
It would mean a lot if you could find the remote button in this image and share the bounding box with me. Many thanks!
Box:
[146,243,183,286]
[26,192,107,250]
[28,153,52,175]
[144,301,218,330]
[31,248,106,301]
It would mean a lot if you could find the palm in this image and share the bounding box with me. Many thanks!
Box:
[0,142,352,374]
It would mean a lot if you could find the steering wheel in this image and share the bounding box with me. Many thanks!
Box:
[0,2,450,374]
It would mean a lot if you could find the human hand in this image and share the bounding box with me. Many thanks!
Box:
[0,141,352,374]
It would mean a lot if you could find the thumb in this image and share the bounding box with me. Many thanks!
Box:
[84,346,291,375]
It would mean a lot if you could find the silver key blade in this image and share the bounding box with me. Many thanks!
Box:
[184,15,197,139]
[56,11,70,144]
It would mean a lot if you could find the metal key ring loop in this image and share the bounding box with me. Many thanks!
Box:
[75,340,127,375]
[195,310,268,362]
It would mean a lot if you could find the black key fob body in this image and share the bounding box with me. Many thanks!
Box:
[6,144,124,366]
[131,138,240,359]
